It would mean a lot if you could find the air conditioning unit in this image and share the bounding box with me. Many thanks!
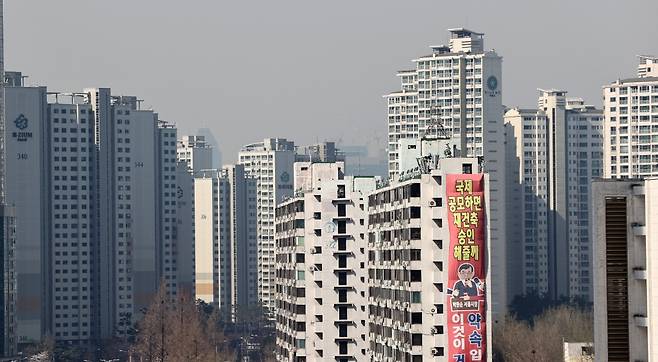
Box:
[402,302,409,308]
[430,327,438,335]
[429,199,437,207]
[402,261,409,268]
[429,307,437,314]
[431,348,440,356]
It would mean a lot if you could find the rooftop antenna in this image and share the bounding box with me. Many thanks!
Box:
[417,105,451,173]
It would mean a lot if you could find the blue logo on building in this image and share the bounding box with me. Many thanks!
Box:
[14,114,28,130]
[12,114,33,142]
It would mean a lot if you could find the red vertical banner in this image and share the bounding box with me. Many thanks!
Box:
[446,174,486,362]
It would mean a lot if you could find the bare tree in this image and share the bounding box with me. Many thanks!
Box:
[493,305,593,362]
[132,284,237,361]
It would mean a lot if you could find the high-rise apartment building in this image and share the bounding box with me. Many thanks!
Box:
[239,138,296,312]
[275,162,375,361]
[591,178,658,362]
[504,90,603,301]
[4,80,178,344]
[603,55,658,179]
[193,165,258,319]
[385,28,509,316]
[175,135,213,296]
[177,135,213,173]
[367,157,490,362]
[88,89,178,339]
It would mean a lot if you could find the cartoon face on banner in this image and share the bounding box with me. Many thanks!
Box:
[446,174,486,361]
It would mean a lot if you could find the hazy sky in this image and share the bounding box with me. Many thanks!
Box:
[6,0,658,162]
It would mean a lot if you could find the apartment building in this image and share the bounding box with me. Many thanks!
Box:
[592,178,658,362]
[505,90,603,301]
[177,135,212,173]
[603,55,658,179]
[1,206,16,357]
[239,138,296,312]
[193,165,258,319]
[275,162,375,361]
[174,135,213,296]
[4,78,178,344]
[295,141,344,163]
[367,157,490,362]
[386,28,509,314]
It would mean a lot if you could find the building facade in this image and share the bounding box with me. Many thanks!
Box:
[193,166,258,319]
[591,178,658,362]
[4,80,178,344]
[603,55,658,179]
[239,138,296,313]
[275,162,375,361]
[1,206,16,357]
[385,28,509,316]
[504,90,603,301]
[177,135,212,173]
[367,157,490,361]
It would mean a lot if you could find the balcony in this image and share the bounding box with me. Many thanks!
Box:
[633,268,648,280]
[634,314,648,327]
[632,224,647,236]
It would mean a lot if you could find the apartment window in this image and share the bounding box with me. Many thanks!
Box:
[411,312,423,324]
[410,270,422,282]
[339,324,347,337]
[411,333,423,346]
[338,342,348,355]
[296,339,306,349]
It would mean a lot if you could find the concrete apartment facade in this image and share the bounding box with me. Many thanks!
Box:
[275,162,375,362]
[193,166,258,319]
[505,90,603,301]
[367,157,491,362]
[603,56,658,179]
[592,178,658,362]
[239,138,296,313]
[4,79,179,344]
[385,28,510,316]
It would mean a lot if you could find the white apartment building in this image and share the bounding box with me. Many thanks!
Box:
[177,135,212,173]
[193,165,258,319]
[367,157,491,362]
[603,55,658,179]
[386,28,509,314]
[239,138,296,313]
[5,79,179,343]
[504,90,603,301]
[175,135,213,296]
[275,162,375,362]
[591,178,658,362]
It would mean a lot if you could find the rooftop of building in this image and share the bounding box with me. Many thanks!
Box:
[611,76,658,85]
[447,28,484,37]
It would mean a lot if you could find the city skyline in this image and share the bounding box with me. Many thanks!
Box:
[5,0,658,163]
[3,2,658,361]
